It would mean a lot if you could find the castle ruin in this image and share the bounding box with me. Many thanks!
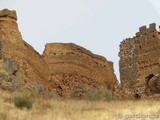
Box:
[0,9,118,97]
[119,23,160,98]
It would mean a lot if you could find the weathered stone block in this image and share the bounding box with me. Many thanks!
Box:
[136,32,141,37]
[139,26,146,32]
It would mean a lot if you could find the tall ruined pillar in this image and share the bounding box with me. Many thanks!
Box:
[119,38,138,96]
[0,9,51,89]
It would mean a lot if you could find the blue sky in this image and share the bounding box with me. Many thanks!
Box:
[0,0,160,81]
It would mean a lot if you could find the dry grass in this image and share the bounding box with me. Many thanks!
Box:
[0,90,160,120]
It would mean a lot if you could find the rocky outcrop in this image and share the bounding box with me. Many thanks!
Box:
[0,9,118,97]
[119,23,160,98]
[4,58,19,75]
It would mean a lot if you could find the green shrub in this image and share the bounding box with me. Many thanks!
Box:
[71,82,115,101]
[99,85,113,101]
[14,96,33,109]
[86,88,101,101]
[104,91,112,101]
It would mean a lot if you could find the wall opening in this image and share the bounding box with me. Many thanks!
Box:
[134,94,141,99]
[145,73,154,87]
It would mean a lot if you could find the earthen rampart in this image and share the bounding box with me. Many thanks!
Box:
[0,9,118,96]
[43,43,117,89]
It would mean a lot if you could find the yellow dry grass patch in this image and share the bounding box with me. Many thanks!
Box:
[0,90,160,120]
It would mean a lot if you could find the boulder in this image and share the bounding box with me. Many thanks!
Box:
[4,58,19,75]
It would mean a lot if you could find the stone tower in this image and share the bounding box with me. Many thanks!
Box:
[119,23,160,97]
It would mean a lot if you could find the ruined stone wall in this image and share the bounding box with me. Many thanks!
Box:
[43,43,117,93]
[0,9,118,97]
[119,38,138,86]
[119,23,160,97]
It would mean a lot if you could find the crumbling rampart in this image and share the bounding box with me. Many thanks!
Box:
[0,9,118,97]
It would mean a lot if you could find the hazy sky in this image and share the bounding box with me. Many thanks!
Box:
[0,0,160,81]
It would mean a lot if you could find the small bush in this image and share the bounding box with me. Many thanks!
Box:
[85,85,114,101]
[86,88,101,101]
[14,96,33,109]
[104,91,112,101]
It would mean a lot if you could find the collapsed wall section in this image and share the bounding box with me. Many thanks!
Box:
[43,43,118,95]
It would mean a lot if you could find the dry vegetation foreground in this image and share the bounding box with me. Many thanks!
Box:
[0,90,160,120]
